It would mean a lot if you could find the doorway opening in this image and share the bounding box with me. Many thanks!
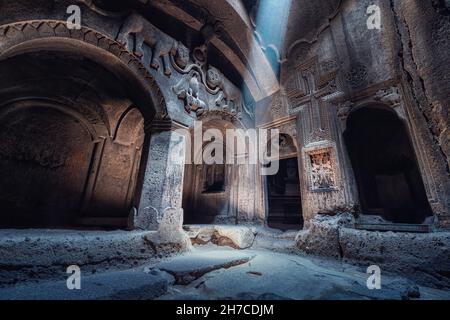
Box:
[344,105,433,224]
[267,157,303,231]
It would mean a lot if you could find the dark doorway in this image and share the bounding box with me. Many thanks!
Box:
[344,106,433,224]
[267,157,303,230]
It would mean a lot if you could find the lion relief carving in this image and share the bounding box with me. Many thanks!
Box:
[206,67,241,115]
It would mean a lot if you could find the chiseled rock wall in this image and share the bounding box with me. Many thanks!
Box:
[393,0,450,168]
[296,214,450,289]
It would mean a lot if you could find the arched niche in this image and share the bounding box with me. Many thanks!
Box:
[344,104,433,224]
[0,102,95,228]
[182,117,241,225]
[0,47,152,229]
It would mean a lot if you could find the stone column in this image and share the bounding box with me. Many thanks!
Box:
[132,119,187,230]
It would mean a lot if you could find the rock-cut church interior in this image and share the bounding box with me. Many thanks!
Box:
[0,0,449,300]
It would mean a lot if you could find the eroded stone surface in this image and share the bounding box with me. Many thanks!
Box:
[185,225,255,249]
[296,214,450,289]
[0,230,157,287]
[158,248,450,300]
[0,268,170,300]
[154,249,255,285]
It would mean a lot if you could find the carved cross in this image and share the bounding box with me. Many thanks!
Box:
[286,58,340,140]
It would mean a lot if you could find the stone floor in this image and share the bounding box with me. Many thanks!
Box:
[1,244,450,300]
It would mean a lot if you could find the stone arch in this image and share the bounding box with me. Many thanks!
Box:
[0,22,167,229]
[344,104,434,224]
[113,106,145,146]
[0,20,168,120]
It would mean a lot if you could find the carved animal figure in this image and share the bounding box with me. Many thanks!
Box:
[206,66,241,114]
[173,72,206,117]
[174,44,190,69]
[117,13,176,76]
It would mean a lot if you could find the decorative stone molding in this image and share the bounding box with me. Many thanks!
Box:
[259,115,298,142]
[117,13,182,76]
[374,86,402,106]
[169,41,249,120]
[0,20,168,119]
[374,86,406,120]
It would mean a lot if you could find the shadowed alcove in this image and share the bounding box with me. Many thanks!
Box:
[182,119,240,225]
[0,51,151,229]
[344,105,433,224]
[266,134,303,231]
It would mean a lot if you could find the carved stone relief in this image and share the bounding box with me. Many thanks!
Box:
[117,13,180,76]
[172,71,207,117]
[309,151,335,190]
[303,142,339,192]
[344,63,369,88]
[170,41,249,120]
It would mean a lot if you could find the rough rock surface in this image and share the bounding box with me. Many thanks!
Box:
[0,229,157,287]
[158,247,450,300]
[145,208,192,257]
[2,246,449,300]
[339,228,450,289]
[296,214,450,289]
[154,248,254,285]
[0,268,171,300]
[295,213,354,258]
[251,227,298,254]
[185,225,256,249]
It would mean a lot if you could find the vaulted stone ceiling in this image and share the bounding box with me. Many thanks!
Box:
[79,0,344,98]
[148,0,280,100]
[245,0,343,63]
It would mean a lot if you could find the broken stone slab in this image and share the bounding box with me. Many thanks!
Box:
[0,268,169,300]
[154,249,255,285]
[184,225,255,249]
[214,225,255,249]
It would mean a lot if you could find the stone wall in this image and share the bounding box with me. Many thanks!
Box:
[257,0,449,229]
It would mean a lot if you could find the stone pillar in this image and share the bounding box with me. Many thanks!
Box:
[132,120,187,230]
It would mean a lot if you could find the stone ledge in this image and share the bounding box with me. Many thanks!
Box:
[0,229,158,286]
[295,214,450,289]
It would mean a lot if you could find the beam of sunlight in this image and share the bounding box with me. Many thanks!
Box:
[253,0,292,75]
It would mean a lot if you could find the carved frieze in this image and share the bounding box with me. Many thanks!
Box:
[170,42,249,119]
[117,13,180,76]
[172,71,207,117]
